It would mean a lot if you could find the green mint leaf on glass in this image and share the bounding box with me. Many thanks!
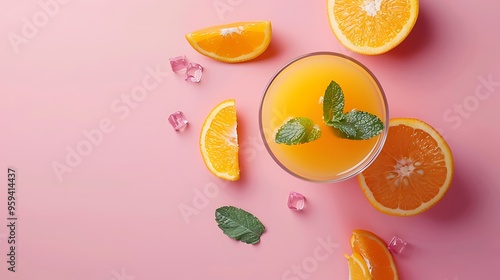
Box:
[215,206,266,245]
[323,80,345,124]
[322,80,384,140]
[275,117,322,145]
[330,111,384,140]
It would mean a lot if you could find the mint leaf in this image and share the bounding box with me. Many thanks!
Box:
[323,81,345,124]
[330,111,384,140]
[321,80,384,140]
[215,206,266,245]
[275,117,322,145]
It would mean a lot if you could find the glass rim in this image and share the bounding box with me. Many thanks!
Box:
[258,51,390,183]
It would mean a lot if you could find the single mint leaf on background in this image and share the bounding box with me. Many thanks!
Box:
[275,117,322,145]
[323,80,345,124]
[215,206,266,245]
[330,111,384,140]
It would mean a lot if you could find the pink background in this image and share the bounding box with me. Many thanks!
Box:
[1,1,499,279]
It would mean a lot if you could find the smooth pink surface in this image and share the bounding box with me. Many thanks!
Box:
[1,1,499,279]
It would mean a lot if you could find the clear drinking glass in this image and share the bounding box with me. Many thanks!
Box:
[259,52,389,183]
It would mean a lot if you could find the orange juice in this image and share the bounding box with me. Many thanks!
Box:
[259,53,388,182]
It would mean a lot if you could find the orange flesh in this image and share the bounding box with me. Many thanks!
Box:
[351,229,398,280]
[200,100,240,181]
[333,0,412,48]
[186,21,271,62]
[361,120,451,212]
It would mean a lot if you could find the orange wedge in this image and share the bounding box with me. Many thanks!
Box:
[327,0,419,55]
[347,252,373,280]
[185,21,272,63]
[351,229,398,280]
[359,118,454,216]
[200,99,240,181]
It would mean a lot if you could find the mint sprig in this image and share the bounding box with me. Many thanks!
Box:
[215,206,266,245]
[274,117,322,145]
[273,80,383,145]
[323,81,383,140]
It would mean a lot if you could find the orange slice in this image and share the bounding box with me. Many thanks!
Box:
[200,99,240,181]
[351,229,398,280]
[327,0,419,55]
[359,118,454,216]
[185,21,272,63]
[347,252,373,280]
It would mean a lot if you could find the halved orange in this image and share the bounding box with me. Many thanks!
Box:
[200,99,240,181]
[327,0,419,55]
[351,229,398,280]
[185,21,272,63]
[359,118,454,216]
[347,252,373,280]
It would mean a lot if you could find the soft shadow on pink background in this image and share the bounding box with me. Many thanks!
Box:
[1,1,499,279]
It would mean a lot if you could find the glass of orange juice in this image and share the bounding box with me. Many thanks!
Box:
[259,52,389,182]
